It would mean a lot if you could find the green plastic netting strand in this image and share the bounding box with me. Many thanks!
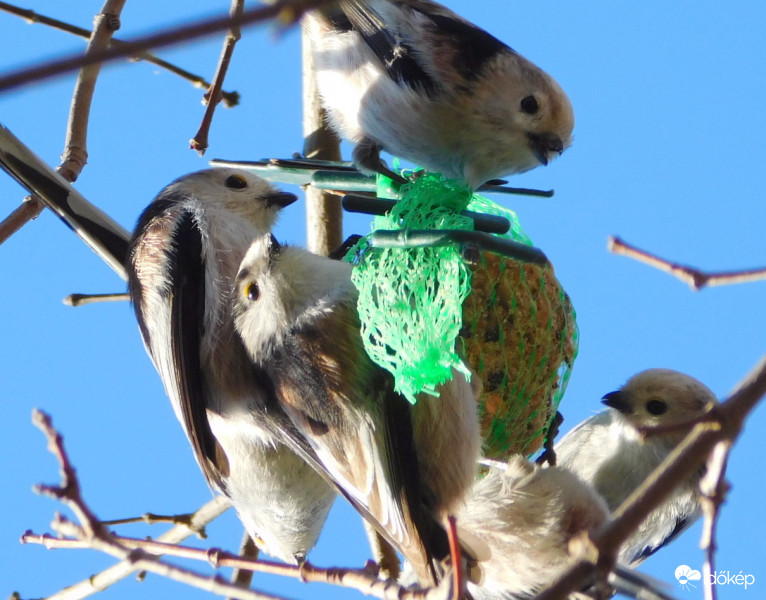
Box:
[345,171,578,457]
[347,173,474,404]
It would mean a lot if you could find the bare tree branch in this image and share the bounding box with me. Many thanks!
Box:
[608,235,766,291]
[301,24,342,255]
[101,511,208,533]
[190,0,245,155]
[41,497,230,600]
[0,0,338,93]
[699,441,731,600]
[24,409,459,600]
[535,353,766,599]
[31,409,109,539]
[63,292,130,306]
[58,0,127,182]
[26,409,297,600]
[23,526,457,600]
[0,1,239,105]
[0,195,43,244]
[227,532,259,600]
[1,1,126,249]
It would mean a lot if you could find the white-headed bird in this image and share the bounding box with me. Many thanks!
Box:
[556,368,717,565]
[128,169,337,564]
[304,0,574,188]
[232,233,481,583]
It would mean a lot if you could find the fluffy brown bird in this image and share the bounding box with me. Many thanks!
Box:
[556,368,717,565]
[232,233,481,583]
[304,0,574,188]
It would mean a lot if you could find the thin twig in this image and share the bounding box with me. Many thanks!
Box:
[0,0,338,93]
[443,516,464,600]
[227,532,259,600]
[58,0,127,182]
[699,441,731,600]
[101,511,205,534]
[23,527,453,600]
[63,292,130,306]
[0,1,126,247]
[31,409,108,539]
[27,409,297,600]
[608,235,766,291]
[535,353,766,600]
[95,544,287,600]
[190,0,244,155]
[0,195,43,245]
[42,497,229,600]
[25,409,457,600]
[0,1,239,105]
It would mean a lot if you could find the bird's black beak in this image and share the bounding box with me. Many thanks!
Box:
[601,390,633,414]
[528,132,564,166]
[266,191,298,208]
[267,233,282,256]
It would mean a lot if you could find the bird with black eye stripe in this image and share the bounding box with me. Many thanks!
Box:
[303,0,575,189]
[554,368,718,566]
[127,168,338,565]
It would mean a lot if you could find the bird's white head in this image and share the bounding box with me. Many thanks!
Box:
[602,368,717,431]
[160,168,297,232]
[233,234,354,359]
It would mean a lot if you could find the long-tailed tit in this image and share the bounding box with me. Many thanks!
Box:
[555,368,717,566]
[232,233,481,584]
[0,123,130,278]
[457,456,608,598]
[457,457,677,600]
[304,0,575,188]
[127,168,337,564]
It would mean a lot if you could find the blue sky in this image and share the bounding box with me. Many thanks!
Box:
[1,2,765,599]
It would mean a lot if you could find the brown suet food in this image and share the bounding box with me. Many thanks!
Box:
[459,252,577,458]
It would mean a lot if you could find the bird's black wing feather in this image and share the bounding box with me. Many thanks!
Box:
[629,516,692,565]
[340,0,439,97]
[417,10,510,81]
[129,205,224,490]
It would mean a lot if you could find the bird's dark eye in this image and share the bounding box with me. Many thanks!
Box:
[646,399,667,415]
[245,282,260,302]
[520,95,539,115]
[225,174,248,189]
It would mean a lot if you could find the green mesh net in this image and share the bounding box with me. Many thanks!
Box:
[346,171,578,457]
[347,174,474,403]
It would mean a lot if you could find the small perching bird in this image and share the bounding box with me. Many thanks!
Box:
[303,0,575,188]
[457,456,608,599]
[555,368,718,566]
[456,457,677,600]
[232,233,481,584]
[127,168,337,564]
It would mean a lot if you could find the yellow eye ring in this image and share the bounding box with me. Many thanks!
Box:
[245,282,260,302]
